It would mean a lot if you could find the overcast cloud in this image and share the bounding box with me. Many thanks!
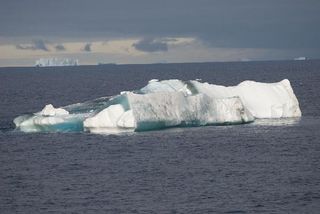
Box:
[133,38,168,52]
[82,43,92,52]
[0,0,319,66]
[16,39,49,51]
[55,44,66,51]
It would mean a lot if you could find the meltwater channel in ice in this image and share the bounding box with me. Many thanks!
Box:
[14,79,301,133]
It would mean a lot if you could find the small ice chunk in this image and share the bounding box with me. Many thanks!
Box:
[149,79,159,83]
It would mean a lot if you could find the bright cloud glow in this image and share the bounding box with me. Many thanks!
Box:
[0,37,305,66]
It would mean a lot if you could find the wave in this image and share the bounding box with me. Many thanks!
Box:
[14,79,301,133]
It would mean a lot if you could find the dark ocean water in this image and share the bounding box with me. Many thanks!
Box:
[0,60,320,213]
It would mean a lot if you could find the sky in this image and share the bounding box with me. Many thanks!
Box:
[0,0,319,66]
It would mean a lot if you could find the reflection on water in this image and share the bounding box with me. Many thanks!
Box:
[252,117,301,126]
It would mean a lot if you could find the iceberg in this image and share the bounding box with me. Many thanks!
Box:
[35,58,79,67]
[294,57,307,61]
[14,79,301,133]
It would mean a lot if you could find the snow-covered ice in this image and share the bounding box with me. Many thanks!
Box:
[38,104,69,116]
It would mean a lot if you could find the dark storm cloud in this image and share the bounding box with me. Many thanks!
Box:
[133,38,168,52]
[1,0,320,51]
[82,43,91,52]
[16,39,49,51]
[55,44,66,51]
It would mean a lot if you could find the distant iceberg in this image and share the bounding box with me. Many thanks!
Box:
[294,57,307,61]
[14,79,301,133]
[240,58,251,62]
[35,58,79,67]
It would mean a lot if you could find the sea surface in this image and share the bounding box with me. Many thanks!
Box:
[0,60,320,213]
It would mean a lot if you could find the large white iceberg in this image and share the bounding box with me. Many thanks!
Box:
[14,79,301,133]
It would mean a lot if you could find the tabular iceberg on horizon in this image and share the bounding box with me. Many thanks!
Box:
[14,79,301,133]
[35,58,79,67]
